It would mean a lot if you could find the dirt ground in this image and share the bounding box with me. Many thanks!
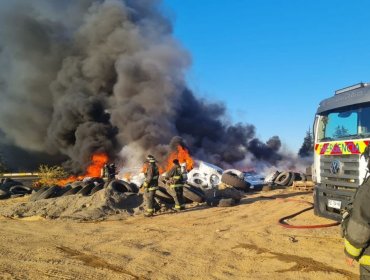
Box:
[0,189,360,280]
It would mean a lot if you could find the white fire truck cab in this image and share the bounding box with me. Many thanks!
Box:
[313,82,370,221]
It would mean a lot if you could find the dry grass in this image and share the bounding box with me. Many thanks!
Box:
[36,165,67,187]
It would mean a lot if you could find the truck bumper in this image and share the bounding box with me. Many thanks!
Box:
[313,185,355,221]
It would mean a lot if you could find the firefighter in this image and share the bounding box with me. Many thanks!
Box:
[166,159,185,211]
[142,155,159,217]
[103,163,117,181]
[343,177,370,278]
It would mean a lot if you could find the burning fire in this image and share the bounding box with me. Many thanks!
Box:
[59,152,109,185]
[162,145,194,173]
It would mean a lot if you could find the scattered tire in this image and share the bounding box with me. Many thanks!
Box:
[0,189,10,200]
[223,169,244,179]
[274,172,292,186]
[90,183,104,195]
[188,177,210,189]
[76,183,95,196]
[221,173,250,191]
[299,173,307,182]
[198,162,223,176]
[0,180,23,192]
[207,173,221,187]
[61,186,83,196]
[155,187,174,204]
[29,187,50,201]
[287,172,296,187]
[9,185,32,195]
[183,185,204,203]
[108,180,129,193]
[37,186,61,200]
[264,171,280,184]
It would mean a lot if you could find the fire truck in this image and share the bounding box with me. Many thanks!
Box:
[313,82,370,221]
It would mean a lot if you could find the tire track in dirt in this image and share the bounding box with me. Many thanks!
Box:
[57,246,148,280]
[233,243,358,279]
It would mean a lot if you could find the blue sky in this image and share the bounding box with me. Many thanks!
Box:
[161,0,370,152]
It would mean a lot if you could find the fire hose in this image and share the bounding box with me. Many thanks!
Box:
[261,196,340,229]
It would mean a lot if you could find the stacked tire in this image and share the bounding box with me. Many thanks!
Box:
[221,170,250,192]
[0,179,32,200]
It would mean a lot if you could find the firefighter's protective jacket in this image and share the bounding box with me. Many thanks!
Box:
[143,163,159,190]
[166,164,183,188]
[343,179,370,266]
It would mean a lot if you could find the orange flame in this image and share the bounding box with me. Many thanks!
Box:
[59,152,109,186]
[161,145,194,173]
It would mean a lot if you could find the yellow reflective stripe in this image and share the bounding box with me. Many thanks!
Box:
[174,205,181,209]
[170,184,183,188]
[344,238,363,257]
[148,187,157,191]
[152,176,159,179]
[173,176,181,179]
[147,208,154,213]
[359,255,370,266]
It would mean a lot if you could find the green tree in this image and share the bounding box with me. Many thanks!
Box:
[298,128,314,158]
[333,125,349,138]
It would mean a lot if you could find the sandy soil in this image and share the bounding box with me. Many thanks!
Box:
[0,189,359,280]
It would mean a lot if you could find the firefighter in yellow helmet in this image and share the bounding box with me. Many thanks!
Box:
[142,155,159,217]
[166,159,185,211]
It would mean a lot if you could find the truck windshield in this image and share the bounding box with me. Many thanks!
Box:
[317,104,370,141]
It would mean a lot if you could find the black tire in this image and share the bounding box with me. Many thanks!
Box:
[29,187,50,201]
[90,183,104,195]
[57,185,72,196]
[0,189,10,200]
[221,173,250,191]
[121,181,135,193]
[299,173,307,182]
[61,186,83,196]
[183,185,204,203]
[264,171,280,184]
[37,186,61,200]
[287,172,296,187]
[185,183,206,196]
[0,180,23,192]
[275,172,292,186]
[108,180,129,193]
[9,185,32,195]
[155,187,174,204]
[76,183,95,196]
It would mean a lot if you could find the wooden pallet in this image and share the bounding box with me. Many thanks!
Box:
[291,181,315,191]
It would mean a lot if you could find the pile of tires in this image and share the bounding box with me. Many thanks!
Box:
[0,179,32,199]
[186,161,224,190]
[262,170,309,191]
[154,183,206,206]
[30,178,139,202]
[221,169,250,192]
[206,184,243,207]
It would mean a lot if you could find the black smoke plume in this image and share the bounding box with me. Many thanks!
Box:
[0,0,289,173]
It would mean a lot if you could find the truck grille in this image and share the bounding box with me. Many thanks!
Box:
[320,154,360,189]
